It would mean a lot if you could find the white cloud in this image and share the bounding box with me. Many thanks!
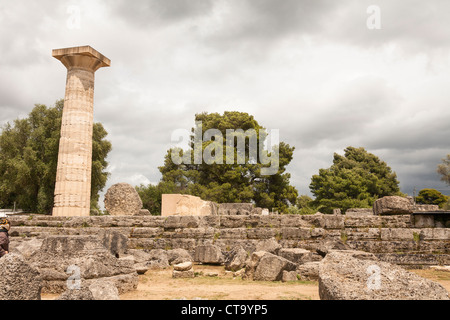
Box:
[1,0,449,206]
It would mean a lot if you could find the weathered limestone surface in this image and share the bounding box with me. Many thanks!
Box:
[194,245,224,264]
[0,253,43,300]
[61,280,121,300]
[218,203,268,216]
[413,204,440,212]
[319,250,449,300]
[173,270,195,279]
[167,248,193,265]
[411,212,450,228]
[244,251,297,281]
[278,248,322,264]
[282,271,298,282]
[57,287,94,300]
[296,262,320,281]
[104,183,143,216]
[89,280,120,300]
[373,196,413,216]
[345,208,373,217]
[162,194,217,217]
[224,246,248,272]
[173,261,193,272]
[27,235,138,294]
[52,46,110,217]
[7,214,450,270]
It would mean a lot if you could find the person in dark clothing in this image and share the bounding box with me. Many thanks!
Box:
[0,217,10,257]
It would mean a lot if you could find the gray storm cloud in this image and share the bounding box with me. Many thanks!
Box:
[1,0,449,206]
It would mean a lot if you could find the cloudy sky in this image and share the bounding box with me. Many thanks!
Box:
[1,0,449,207]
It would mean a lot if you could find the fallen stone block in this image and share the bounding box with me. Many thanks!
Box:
[296,262,320,281]
[0,253,43,300]
[253,253,297,281]
[319,250,449,300]
[174,262,193,272]
[57,287,94,300]
[278,248,322,264]
[255,238,281,255]
[282,271,298,282]
[28,235,138,294]
[167,248,193,265]
[173,270,195,279]
[104,183,143,216]
[88,280,120,300]
[316,240,350,258]
[162,194,217,217]
[224,246,248,272]
[244,251,297,282]
[373,196,413,216]
[194,245,224,264]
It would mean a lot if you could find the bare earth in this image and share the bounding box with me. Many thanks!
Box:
[120,265,320,300]
[42,265,450,300]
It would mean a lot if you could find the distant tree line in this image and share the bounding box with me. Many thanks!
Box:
[2,104,448,216]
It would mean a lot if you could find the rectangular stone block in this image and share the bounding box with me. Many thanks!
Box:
[161,194,216,217]
[219,228,247,240]
[246,228,276,240]
[219,216,246,228]
[164,216,200,229]
[129,228,164,239]
[280,228,311,240]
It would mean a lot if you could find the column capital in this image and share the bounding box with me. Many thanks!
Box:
[52,45,111,72]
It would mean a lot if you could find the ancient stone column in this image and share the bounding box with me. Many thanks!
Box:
[52,46,110,217]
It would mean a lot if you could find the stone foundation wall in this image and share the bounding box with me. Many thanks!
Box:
[8,214,450,269]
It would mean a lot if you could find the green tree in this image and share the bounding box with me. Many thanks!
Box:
[437,154,450,185]
[136,181,179,215]
[416,189,448,208]
[0,100,111,214]
[158,111,298,213]
[287,194,319,215]
[310,147,402,214]
[296,195,314,209]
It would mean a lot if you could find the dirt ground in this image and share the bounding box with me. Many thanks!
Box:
[120,265,320,300]
[42,265,450,301]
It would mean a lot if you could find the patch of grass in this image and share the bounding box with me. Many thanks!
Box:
[411,269,450,282]
[279,294,312,300]
[275,232,282,241]
[413,232,421,244]
[341,232,348,244]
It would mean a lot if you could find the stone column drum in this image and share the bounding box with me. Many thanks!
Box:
[52,46,110,217]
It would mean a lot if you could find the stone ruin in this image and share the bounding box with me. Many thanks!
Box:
[3,193,449,300]
[3,45,446,300]
[161,194,270,217]
[2,231,138,300]
[52,46,110,218]
[104,183,143,216]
